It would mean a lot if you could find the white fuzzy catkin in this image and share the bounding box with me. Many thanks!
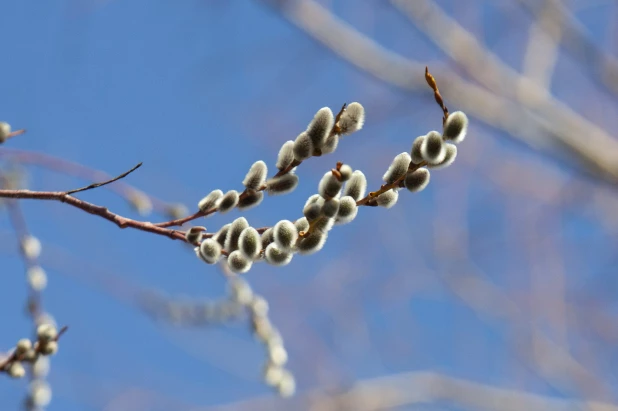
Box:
[293,132,313,161]
[313,217,334,233]
[265,174,299,195]
[16,339,32,355]
[338,164,353,181]
[243,160,268,190]
[318,171,342,199]
[40,341,58,356]
[261,228,275,248]
[227,250,252,274]
[336,196,358,224]
[29,380,52,407]
[442,111,468,143]
[21,235,41,259]
[37,324,57,342]
[27,266,47,291]
[376,189,399,208]
[217,190,239,213]
[264,243,293,266]
[411,135,426,164]
[338,102,365,135]
[297,231,327,255]
[321,198,340,218]
[294,217,310,233]
[276,141,295,171]
[224,217,249,251]
[421,131,446,164]
[277,370,296,398]
[321,134,339,154]
[304,194,323,208]
[0,122,11,142]
[306,107,334,150]
[238,227,262,260]
[428,143,457,170]
[213,224,230,247]
[7,361,25,378]
[198,189,223,212]
[273,220,298,250]
[342,170,367,201]
[303,202,322,221]
[251,295,269,317]
[237,189,264,210]
[404,168,431,192]
[383,152,412,184]
[185,227,204,244]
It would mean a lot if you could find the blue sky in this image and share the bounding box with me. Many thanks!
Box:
[1,1,618,410]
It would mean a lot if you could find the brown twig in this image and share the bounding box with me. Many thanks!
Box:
[65,162,143,195]
[0,148,176,215]
[425,66,448,124]
[3,129,27,142]
[0,188,187,241]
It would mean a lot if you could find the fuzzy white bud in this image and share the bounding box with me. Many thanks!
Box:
[428,143,457,170]
[383,152,411,184]
[376,189,399,208]
[411,135,426,164]
[421,131,446,164]
[342,170,367,201]
[318,171,342,200]
[264,243,293,266]
[404,168,431,192]
[243,160,268,190]
[321,198,340,218]
[21,235,41,259]
[227,250,252,274]
[442,111,468,143]
[199,239,222,264]
[297,231,327,255]
[338,164,353,181]
[237,189,264,210]
[276,141,295,171]
[321,134,339,154]
[307,107,334,150]
[265,174,299,196]
[336,196,358,224]
[338,102,365,135]
[36,324,57,342]
[198,190,223,212]
[238,227,262,260]
[224,217,249,252]
[294,217,310,233]
[7,361,25,378]
[273,220,298,250]
[0,122,11,143]
[217,190,239,213]
[27,266,47,292]
[293,132,313,161]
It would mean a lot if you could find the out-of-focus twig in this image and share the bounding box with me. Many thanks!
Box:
[193,370,618,411]
[515,0,618,96]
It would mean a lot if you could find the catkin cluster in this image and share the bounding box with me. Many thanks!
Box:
[1,324,60,409]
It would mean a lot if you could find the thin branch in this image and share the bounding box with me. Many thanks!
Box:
[0,148,180,216]
[64,162,143,195]
[0,188,187,242]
